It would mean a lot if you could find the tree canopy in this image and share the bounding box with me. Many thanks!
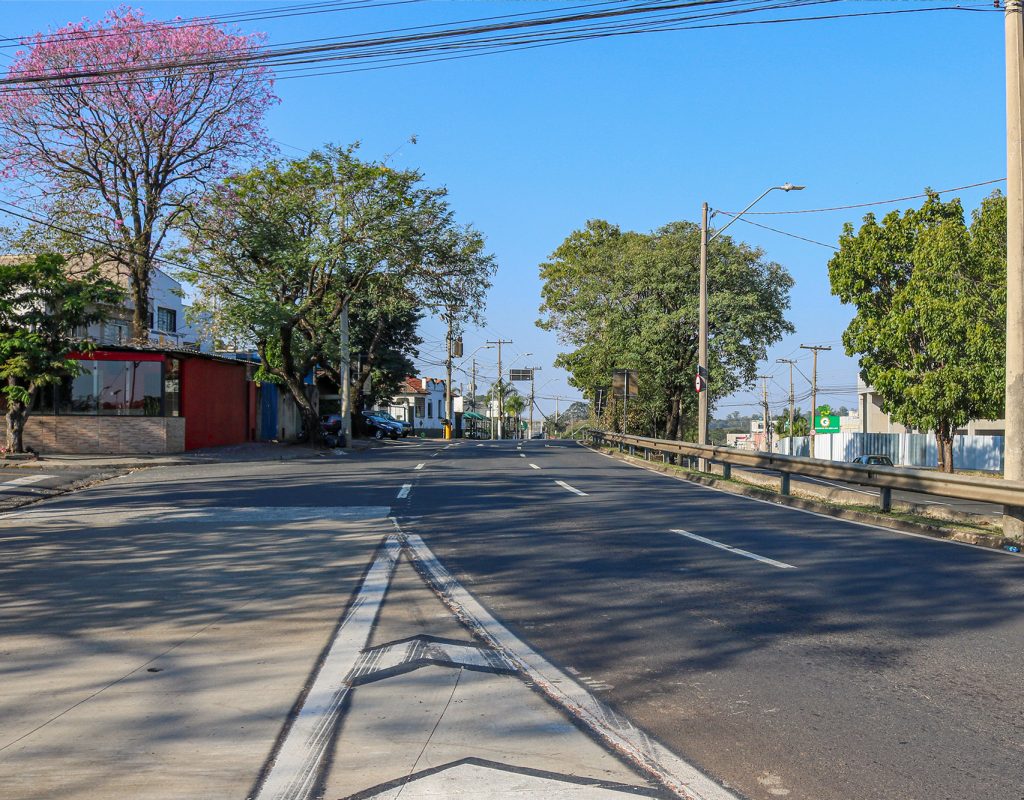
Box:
[0,7,276,339]
[828,191,1006,472]
[538,219,793,440]
[0,254,124,452]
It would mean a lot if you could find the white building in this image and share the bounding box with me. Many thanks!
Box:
[382,377,461,435]
[857,377,1004,436]
[89,266,210,353]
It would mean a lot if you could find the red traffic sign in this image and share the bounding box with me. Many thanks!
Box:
[695,373,706,393]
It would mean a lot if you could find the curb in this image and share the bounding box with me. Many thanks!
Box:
[589,444,1009,551]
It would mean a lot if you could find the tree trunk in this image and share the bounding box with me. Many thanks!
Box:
[338,299,352,447]
[130,265,152,343]
[935,424,954,473]
[5,403,26,453]
[285,376,322,449]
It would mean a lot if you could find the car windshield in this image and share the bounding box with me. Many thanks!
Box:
[375,412,397,421]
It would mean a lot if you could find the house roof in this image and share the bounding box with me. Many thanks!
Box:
[401,377,428,395]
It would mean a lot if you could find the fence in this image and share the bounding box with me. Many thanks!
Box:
[591,430,1024,514]
[774,432,1005,472]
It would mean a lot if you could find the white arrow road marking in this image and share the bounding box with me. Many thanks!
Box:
[671,529,796,569]
[403,532,738,800]
[397,484,412,499]
[256,535,401,800]
[529,464,541,470]
[415,463,425,470]
[555,480,588,496]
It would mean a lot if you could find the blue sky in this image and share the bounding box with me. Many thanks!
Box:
[0,1,1008,419]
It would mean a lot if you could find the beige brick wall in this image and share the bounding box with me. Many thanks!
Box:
[23,416,187,454]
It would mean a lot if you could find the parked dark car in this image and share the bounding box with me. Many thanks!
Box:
[320,414,342,434]
[369,410,413,437]
[360,411,401,440]
[850,454,894,467]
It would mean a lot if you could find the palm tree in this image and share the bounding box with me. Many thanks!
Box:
[505,394,526,439]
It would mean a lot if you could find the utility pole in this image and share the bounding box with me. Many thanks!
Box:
[758,374,772,453]
[555,395,560,438]
[623,371,630,436]
[1006,0,1024,538]
[776,359,796,447]
[800,344,831,456]
[486,339,512,440]
[698,202,709,455]
[529,367,541,440]
[444,316,453,440]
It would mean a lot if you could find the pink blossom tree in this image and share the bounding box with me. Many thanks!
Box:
[0,6,277,339]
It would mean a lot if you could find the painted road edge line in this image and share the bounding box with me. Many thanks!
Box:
[397,484,412,499]
[529,464,541,470]
[671,529,795,569]
[255,535,401,800]
[402,531,737,800]
[555,480,588,496]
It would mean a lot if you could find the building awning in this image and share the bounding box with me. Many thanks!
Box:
[463,411,488,421]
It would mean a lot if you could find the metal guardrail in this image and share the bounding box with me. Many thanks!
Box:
[591,431,1024,513]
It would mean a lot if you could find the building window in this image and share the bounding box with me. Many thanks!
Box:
[58,360,163,416]
[427,400,433,419]
[156,307,177,333]
[415,397,425,418]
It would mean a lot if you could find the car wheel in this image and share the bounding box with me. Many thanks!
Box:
[374,428,385,440]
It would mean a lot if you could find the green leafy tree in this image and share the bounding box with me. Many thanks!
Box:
[182,145,455,447]
[538,219,793,440]
[0,254,123,452]
[774,408,810,438]
[828,191,1006,472]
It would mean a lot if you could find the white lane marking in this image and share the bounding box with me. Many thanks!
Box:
[403,532,738,800]
[579,441,1024,558]
[1,474,50,487]
[431,452,439,458]
[555,480,588,496]
[529,464,541,470]
[519,453,526,458]
[256,536,401,800]
[397,484,412,499]
[414,463,425,471]
[795,474,876,497]
[671,529,795,569]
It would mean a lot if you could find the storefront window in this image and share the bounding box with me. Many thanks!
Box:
[58,359,163,416]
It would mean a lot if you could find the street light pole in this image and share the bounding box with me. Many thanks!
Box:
[1005,0,1024,538]
[777,358,796,450]
[698,183,804,467]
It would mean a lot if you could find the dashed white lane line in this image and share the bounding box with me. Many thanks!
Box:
[555,480,588,496]
[671,529,796,569]
[414,463,425,470]
[529,464,541,470]
[519,453,526,458]
[397,484,412,499]
[1,474,50,487]
[255,536,401,800]
[431,452,439,458]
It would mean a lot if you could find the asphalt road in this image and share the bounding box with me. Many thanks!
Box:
[403,440,1024,800]
[1,439,1021,800]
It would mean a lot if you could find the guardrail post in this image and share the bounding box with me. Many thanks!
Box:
[780,472,790,496]
[662,452,668,464]
[629,445,635,457]
[722,463,731,480]
[879,487,892,513]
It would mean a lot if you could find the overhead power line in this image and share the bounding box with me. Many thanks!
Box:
[0,1,996,90]
[721,178,1007,217]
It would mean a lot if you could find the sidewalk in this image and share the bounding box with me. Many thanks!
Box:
[0,439,381,470]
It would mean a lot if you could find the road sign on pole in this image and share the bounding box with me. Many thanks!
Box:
[510,368,534,382]
[815,414,840,433]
